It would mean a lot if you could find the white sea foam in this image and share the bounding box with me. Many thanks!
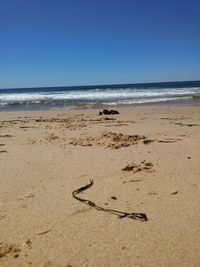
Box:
[0,87,199,103]
[102,96,191,105]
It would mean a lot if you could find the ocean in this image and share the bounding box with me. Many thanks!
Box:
[0,80,200,111]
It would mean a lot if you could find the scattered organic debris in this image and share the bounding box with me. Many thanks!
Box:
[35,118,70,123]
[0,150,7,153]
[174,122,199,127]
[0,243,20,258]
[105,123,129,127]
[143,138,180,144]
[82,117,116,122]
[122,161,154,173]
[34,116,88,130]
[44,133,59,142]
[171,191,178,195]
[69,132,146,149]
[19,126,38,129]
[0,215,6,220]
[37,230,52,235]
[143,139,154,144]
[26,239,32,249]
[160,117,187,121]
[72,180,148,221]
[158,139,179,143]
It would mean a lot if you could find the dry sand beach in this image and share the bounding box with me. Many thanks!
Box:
[0,105,200,267]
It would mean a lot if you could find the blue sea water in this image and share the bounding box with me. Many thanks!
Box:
[0,81,200,111]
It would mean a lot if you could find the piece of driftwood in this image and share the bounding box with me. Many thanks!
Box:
[37,229,51,235]
[0,150,7,153]
[72,180,148,221]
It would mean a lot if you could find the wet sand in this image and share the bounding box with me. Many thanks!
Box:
[0,105,200,267]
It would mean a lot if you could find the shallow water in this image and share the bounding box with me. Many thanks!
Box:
[0,81,200,111]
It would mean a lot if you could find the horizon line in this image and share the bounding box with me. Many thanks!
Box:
[0,79,200,90]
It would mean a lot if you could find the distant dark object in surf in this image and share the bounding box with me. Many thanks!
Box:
[192,93,200,99]
[99,109,120,115]
[72,180,148,221]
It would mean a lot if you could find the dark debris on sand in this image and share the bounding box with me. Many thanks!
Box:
[99,109,120,115]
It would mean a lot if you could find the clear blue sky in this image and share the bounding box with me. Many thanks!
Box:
[0,0,200,88]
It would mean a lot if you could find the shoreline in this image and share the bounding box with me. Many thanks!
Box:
[0,96,200,113]
[1,103,200,119]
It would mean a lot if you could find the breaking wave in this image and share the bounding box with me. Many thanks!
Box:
[0,84,199,111]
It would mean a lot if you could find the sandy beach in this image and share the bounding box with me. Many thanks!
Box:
[0,105,200,267]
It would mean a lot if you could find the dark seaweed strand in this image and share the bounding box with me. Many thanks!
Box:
[72,180,148,221]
